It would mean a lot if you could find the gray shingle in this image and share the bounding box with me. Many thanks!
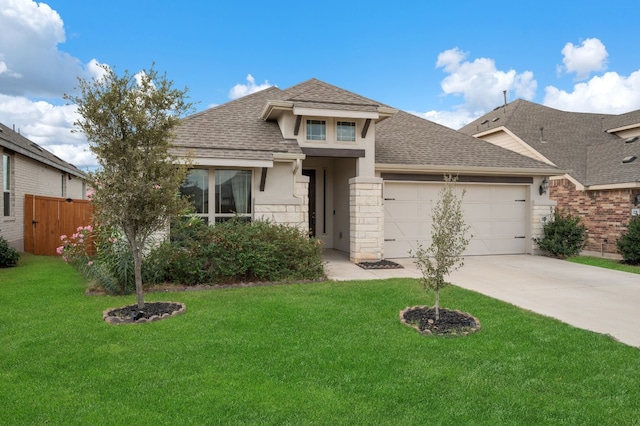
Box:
[459,100,640,186]
[376,110,556,170]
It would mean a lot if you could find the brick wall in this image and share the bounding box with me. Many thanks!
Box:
[550,178,638,254]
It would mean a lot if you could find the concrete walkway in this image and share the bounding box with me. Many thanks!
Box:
[324,251,640,348]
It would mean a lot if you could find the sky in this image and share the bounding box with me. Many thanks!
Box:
[1,0,640,170]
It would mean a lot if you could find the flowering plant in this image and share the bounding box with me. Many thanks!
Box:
[57,225,94,268]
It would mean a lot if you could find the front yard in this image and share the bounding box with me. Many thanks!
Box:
[1,255,639,424]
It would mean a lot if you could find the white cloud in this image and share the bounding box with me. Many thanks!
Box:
[0,93,96,169]
[559,38,608,80]
[435,48,537,115]
[0,0,103,169]
[228,74,273,99]
[544,70,640,113]
[410,109,477,131]
[421,47,537,129]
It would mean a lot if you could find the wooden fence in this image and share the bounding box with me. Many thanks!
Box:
[24,195,93,256]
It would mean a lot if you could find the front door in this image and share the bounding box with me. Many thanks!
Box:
[302,169,316,237]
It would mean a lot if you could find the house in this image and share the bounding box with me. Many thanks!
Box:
[459,100,640,255]
[0,122,87,252]
[172,79,561,263]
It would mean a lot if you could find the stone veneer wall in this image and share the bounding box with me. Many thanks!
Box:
[349,177,383,263]
[550,178,638,254]
[253,174,309,235]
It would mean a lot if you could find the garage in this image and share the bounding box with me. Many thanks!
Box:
[384,181,528,258]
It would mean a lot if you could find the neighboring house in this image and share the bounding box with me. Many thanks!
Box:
[172,79,560,263]
[459,100,640,255]
[0,122,87,251]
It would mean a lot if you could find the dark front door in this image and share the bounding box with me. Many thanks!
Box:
[302,169,316,237]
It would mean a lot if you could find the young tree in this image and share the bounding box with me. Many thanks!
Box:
[412,175,471,320]
[66,64,193,309]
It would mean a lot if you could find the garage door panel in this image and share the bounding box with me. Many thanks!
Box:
[385,182,528,257]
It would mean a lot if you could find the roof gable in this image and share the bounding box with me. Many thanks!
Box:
[460,100,640,186]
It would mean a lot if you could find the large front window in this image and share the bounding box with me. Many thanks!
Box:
[3,154,11,217]
[215,170,251,222]
[306,120,326,141]
[180,168,252,223]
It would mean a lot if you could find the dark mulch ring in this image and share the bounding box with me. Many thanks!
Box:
[400,305,481,336]
[103,301,186,325]
[357,259,403,270]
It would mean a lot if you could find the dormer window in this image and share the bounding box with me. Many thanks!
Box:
[337,121,356,142]
[306,120,326,141]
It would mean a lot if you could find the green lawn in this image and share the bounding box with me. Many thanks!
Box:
[567,255,640,274]
[2,255,639,425]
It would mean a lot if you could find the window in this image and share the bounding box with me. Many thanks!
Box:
[3,154,11,217]
[306,120,326,141]
[180,168,252,223]
[215,170,251,222]
[180,169,209,223]
[337,121,356,142]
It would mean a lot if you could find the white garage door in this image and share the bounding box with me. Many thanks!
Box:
[384,182,528,258]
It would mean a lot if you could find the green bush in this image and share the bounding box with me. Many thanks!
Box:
[145,217,325,285]
[0,236,19,268]
[533,209,587,258]
[617,216,640,265]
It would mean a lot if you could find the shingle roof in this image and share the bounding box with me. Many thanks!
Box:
[0,121,86,178]
[376,110,558,171]
[458,99,640,186]
[172,79,560,174]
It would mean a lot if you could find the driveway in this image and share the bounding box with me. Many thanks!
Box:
[324,251,640,348]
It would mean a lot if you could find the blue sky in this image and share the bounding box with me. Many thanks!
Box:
[1,0,639,170]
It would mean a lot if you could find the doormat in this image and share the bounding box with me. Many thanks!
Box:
[357,259,403,270]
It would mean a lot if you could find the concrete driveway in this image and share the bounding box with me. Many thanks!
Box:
[324,251,640,348]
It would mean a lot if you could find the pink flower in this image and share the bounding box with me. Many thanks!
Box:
[84,225,93,232]
[56,246,64,255]
[60,235,67,241]
[153,184,161,190]
[87,261,94,266]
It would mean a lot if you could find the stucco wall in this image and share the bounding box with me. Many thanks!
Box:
[550,178,638,254]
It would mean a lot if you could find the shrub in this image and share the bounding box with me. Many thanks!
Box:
[58,225,135,295]
[0,236,19,268]
[617,216,640,265]
[145,217,325,285]
[533,209,587,258]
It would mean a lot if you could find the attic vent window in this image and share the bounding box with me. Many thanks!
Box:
[625,136,638,143]
[622,156,637,164]
[491,117,500,122]
[480,119,489,125]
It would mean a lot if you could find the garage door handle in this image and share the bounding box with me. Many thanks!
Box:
[384,198,396,201]
[515,236,526,239]
[515,199,526,202]
[384,239,396,242]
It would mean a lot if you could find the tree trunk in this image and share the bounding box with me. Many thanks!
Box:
[435,289,440,321]
[129,238,145,309]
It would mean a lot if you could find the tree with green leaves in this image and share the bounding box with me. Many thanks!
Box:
[412,175,471,320]
[66,64,193,309]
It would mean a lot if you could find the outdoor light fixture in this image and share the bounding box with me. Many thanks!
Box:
[539,178,549,195]
[634,194,640,206]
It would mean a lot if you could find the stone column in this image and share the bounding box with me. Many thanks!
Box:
[349,177,383,263]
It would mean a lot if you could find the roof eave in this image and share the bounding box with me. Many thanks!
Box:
[375,163,566,176]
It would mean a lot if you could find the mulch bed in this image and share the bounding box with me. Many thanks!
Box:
[103,301,186,325]
[400,305,480,336]
[357,259,403,270]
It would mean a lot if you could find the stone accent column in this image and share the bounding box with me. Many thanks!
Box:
[253,174,309,235]
[349,177,383,263]
[532,201,555,254]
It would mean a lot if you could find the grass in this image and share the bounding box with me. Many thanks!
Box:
[567,255,640,274]
[2,255,640,425]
